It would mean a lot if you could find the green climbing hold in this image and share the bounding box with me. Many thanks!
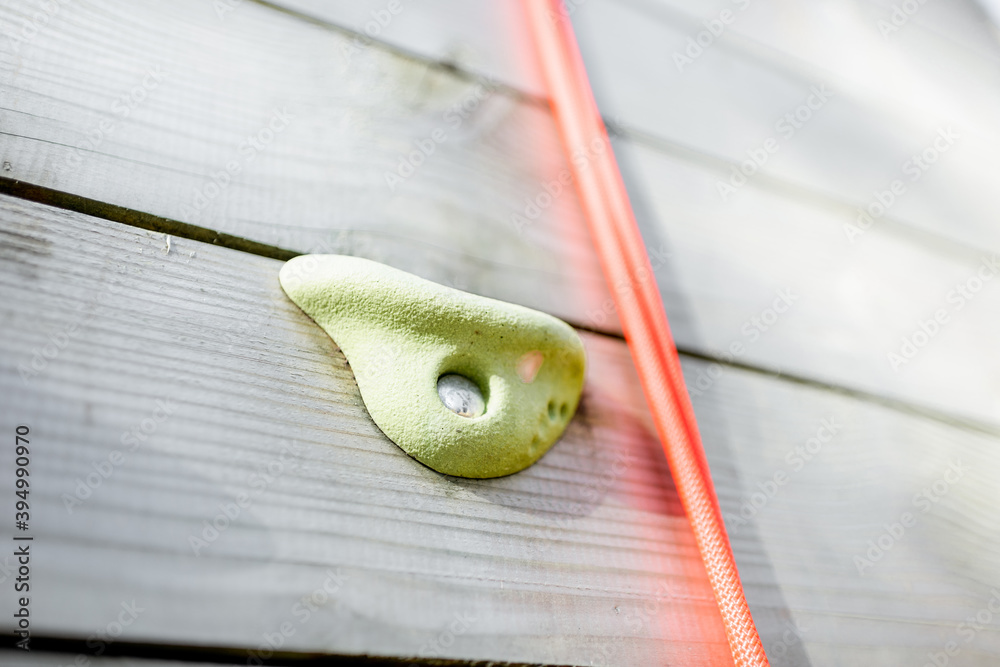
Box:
[279,255,586,478]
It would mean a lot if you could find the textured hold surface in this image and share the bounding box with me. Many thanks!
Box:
[279,255,586,478]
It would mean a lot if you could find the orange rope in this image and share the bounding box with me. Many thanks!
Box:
[521,2,769,664]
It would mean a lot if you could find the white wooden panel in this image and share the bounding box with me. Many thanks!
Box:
[3,198,1000,665]
[4,0,1000,431]
[570,0,1000,253]
[0,0,615,331]
[265,0,547,97]
[264,0,1000,256]
[698,357,1000,666]
[0,196,734,666]
[615,135,1000,428]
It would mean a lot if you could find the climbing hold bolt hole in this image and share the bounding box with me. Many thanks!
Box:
[559,402,569,420]
[547,400,557,421]
[438,374,485,418]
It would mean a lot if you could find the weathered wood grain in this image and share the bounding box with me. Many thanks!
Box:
[267,0,1000,256]
[260,0,548,97]
[0,0,614,330]
[568,0,1000,256]
[0,647,553,666]
[3,0,1000,432]
[4,193,1000,665]
[612,135,1000,432]
[0,197,735,666]
[700,360,1000,666]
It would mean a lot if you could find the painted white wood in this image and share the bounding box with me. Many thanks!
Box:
[264,0,1000,257]
[569,0,1000,255]
[0,0,614,331]
[3,0,999,431]
[267,0,548,97]
[700,357,1000,666]
[614,136,1000,430]
[3,199,999,665]
[0,197,733,666]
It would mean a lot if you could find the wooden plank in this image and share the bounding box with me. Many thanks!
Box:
[4,198,1000,665]
[262,0,1000,254]
[4,0,1000,432]
[863,0,1000,60]
[0,0,615,331]
[613,136,1000,429]
[262,0,548,98]
[698,358,1000,666]
[266,0,1000,111]
[569,0,1000,253]
[0,196,734,666]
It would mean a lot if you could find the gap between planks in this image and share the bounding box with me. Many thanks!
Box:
[0,640,573,666]
[252,0,1000,269]
[1,180,995,445]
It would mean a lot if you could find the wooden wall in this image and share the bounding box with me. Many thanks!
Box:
[1,1,999,665]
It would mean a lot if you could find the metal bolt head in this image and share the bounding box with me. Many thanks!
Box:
[437,374,485,418]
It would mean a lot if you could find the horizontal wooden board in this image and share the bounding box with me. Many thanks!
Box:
[0,196,735,666]
[4,0,1000,432]
[614,136,1000,430]
[700,357,1000,666]
[4,195,1000,665]
[568,0,1000,255]
[267,0,1000,256]
[0,0,615,331]
[262,0,548,98]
